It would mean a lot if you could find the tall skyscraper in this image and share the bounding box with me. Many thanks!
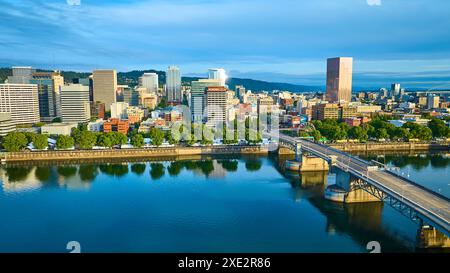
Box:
[206,86,228,126]
[325,57,353,103]
[166,66,182,103]
[139,73,159,94]
[190,79,221,122]
[60,84,91,123]
[208,68,227,87]
[110,102,129,120]
[7,66,35,84]
[0,83,40,125]
[30,71,64,121]
[93,70,117,111]
[391,83,401,98]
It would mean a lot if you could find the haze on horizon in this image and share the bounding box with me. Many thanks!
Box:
[1,0,450,89]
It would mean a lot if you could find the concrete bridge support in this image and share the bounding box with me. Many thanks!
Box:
[417,226,450,249]
[325,168,381,203]
[285,155,329,172]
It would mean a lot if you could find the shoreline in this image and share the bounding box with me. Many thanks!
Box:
[1,142,449,163]
[0,145,269,163]
[329,142,450,152]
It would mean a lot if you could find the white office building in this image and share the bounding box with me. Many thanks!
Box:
[208,68,227,87]
[139,73,159,94]
[60,84,91,123]
[0,84,40,125]
[111,102,129,120]
[7,66,35,84]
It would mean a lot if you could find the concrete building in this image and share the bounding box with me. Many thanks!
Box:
[88,119,104,132]
[41,123,77,136]
[166,66,182,103]
[0,113,16,136]
[326,57,353,103]
[60,84,91,123]
[140,93,158,110]
[110,102,129,120]
[93,70,117,111]
[7,66,35,84]
[123,87,140,106]
[208,68,227,87]
[0,84,40,125]
[126,106,147,124]
[257,96,275,114]
[190,79,221,122]
[139,73,159,94]
[312,103,340,120]
[30,71,64,121]
[427,94,440,109]
[206,86,228,126]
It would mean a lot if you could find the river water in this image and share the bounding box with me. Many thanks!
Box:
[0,152,449,253]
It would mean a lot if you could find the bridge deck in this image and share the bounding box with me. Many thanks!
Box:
[273,132,450,236]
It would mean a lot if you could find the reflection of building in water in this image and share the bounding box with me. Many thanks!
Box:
[192,161,226,178]
[0,166,42,193]
[0,165,92,193]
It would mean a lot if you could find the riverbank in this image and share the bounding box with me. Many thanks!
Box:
[329,142,450,152]
[0,145,268,163]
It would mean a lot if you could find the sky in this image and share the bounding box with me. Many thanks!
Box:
[1,0,450,88]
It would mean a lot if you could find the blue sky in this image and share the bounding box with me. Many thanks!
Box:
[1,0,450,88]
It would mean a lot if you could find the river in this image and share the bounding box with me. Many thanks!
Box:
[0,152,449,253]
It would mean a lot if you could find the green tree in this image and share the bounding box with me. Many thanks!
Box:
[391,127,410,141]
[97,134,113,148]
[374,128,389,140]
[150,128,165,146]
[56,135,74,150]
[311,130,322,142]
[428,118,450,138]
[2,132,28,152]
[348,126,368,142]
[33,134,49,150]
[77,131,97,149]
[131,134,145,148]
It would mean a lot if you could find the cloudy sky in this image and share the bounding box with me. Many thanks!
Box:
[1,0,450,88]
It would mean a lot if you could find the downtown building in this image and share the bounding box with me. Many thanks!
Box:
[0,83,40,125]
[7,66,35,84]
[206,86,228,126]
[190,79,221,122]
[325,57,353,103]
[60,84,91,123]
[93,70,117,111]
[30,71,64,121]
[166,66,182,103]
[208,68,227,87]
[139,73,159,94]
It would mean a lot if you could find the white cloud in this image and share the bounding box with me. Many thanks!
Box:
[67,0,81,6]
[367,0,382,6]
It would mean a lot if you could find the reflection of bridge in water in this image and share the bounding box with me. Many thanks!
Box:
[268,131,450,248]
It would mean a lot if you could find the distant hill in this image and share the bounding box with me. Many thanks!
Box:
[0,67,318,92]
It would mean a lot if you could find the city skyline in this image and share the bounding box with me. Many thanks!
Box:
[1,0,450,88]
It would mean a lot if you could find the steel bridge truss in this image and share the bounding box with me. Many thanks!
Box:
[351,178,424,226]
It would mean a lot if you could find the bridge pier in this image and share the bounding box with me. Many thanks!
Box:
[325,168,381,203]
[417,226,450,249]
[285,155,329,172]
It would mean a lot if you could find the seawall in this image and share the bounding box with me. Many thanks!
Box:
[329,142,450,152]
[0,145,268,163]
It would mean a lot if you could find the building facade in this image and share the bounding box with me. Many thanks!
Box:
[326,57,353,103]
[190,79,221,122]
[93,70,117,111]
[0,113,16,136]
[60,84,91,123]
[206,86,228,126]
[139,73,159,94]
[166,66,182,103]
[0,84,40,125]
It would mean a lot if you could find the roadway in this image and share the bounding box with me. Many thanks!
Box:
[269,132,450,236]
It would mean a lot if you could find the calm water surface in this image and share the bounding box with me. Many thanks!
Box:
[0,152,449,253]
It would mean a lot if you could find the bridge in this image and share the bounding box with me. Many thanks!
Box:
[267,131,450,245]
